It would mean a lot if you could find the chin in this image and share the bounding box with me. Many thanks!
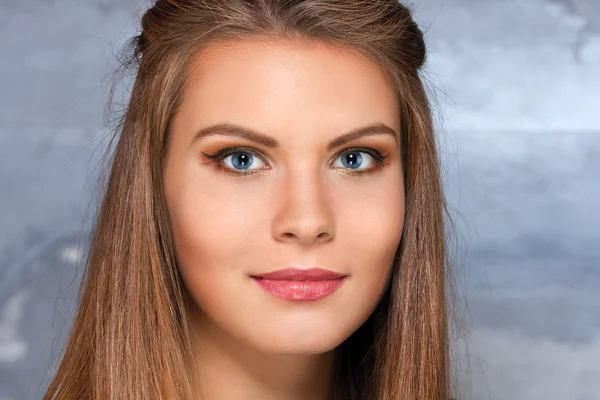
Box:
[258,338,340,356]
[250,322,352,356]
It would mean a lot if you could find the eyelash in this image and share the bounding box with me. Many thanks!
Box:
[201,146,390,177]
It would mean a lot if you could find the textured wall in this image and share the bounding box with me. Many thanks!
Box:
[0,0,598,398]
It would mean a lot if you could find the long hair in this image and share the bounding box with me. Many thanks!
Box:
[43,0,463,398]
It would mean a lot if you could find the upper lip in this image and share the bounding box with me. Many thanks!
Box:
[250,267,346,281]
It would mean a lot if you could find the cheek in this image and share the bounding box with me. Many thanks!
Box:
[341,172,405,262]
[166,162,266,262]
[338,178,405,311]
[165,186,252,332]
[164,170,276,323]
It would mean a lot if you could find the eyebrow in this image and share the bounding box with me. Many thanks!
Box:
[190,122,398,151]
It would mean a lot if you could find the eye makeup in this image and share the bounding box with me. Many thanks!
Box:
[200,146,391,177]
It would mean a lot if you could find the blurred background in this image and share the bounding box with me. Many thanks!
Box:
[0,0,598,398]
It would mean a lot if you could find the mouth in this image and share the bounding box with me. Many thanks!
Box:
[250,267,347,301]
[250,267,346,281]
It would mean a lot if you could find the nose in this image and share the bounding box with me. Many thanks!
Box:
[272,171,335,246]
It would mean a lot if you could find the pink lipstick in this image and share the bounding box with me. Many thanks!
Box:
[250,267,347,301]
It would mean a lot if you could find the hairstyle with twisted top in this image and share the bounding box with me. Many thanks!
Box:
[43,1,464,398]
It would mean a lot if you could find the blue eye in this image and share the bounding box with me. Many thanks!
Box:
[202,147,388,177]
[332,150,375,170]
[222,152,266,171]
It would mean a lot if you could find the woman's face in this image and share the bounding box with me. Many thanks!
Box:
[164,37,405,355]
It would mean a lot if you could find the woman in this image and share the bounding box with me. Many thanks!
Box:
[44,0,462,398]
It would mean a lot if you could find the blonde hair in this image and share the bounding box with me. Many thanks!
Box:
[44,1,463,398]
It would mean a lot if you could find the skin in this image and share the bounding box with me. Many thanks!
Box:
[163,37,405,400]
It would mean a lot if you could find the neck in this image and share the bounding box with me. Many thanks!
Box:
[187,305,336,400]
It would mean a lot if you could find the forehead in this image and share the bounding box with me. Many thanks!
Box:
[176,37,400,142]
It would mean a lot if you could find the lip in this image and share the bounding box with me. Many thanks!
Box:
[250,267,347,301]
[250,267,346,281]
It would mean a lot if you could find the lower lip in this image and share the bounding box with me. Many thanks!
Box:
[252,277,346,301]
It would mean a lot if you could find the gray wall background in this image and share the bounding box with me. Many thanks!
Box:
[0,0,598,399]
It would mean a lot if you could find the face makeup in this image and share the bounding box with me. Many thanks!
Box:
[164,38,405,357]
